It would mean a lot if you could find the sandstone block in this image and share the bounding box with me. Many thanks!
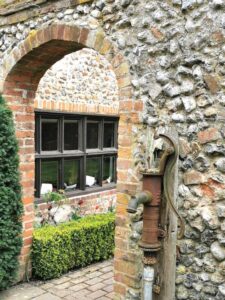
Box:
[198,128,221,144]
[204,74,220,94]
[183,170,207,185]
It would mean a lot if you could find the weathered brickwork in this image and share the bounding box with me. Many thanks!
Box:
[36,189,117,221]
[0,0,225,299]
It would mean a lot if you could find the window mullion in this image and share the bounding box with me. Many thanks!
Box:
[60,116,64,153]
[35,159,41,198]
[83,117,87,152]
[100,155,103,187]
[99,119,103,150]
[81,155,86,190]
[60,158,64,190]
[39,115,42,153]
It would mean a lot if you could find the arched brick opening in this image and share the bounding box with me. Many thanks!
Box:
[1,24,141,285]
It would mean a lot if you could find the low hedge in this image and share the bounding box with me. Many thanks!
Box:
[32,213,115,280]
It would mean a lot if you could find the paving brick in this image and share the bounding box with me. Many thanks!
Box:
[89,290,107,299]
[86,271,103,279]
[100,272,113,280]
[69,282,88,292]
[100,265,113,273]
[0,284,45,300]
[103,278,113,285]
[40,282,55,290]
[47,288,72,297]
[2,260,113,300]
[55,281,73,290]
[103,284,113,293]
[70,276,87,284]
[106,292,114,299]
[33,293,61,300]
[86,276,103,285]
[50,276,70,285]
[88,282,105,292]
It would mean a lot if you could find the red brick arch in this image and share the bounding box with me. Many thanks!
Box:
[1,24,142,285]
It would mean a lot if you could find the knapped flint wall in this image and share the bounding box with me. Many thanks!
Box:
[0,0,225,299]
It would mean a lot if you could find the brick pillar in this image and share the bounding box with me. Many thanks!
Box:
[3,79,35,279]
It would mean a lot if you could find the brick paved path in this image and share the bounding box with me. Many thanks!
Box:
[0,260,114,300]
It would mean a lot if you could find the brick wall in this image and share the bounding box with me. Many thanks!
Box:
[1,24,134,283]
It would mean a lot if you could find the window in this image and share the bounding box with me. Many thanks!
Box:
[35,112,118,198]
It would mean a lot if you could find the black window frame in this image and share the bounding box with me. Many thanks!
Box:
[35,110,118,201]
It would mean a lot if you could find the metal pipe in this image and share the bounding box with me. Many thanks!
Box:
[143,266,154,300]
[139,175,162,251]
[127,191,152,214]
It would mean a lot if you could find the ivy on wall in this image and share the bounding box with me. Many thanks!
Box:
[0,95,23,290]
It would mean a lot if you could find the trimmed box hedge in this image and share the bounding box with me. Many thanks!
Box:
[32,213,115,280]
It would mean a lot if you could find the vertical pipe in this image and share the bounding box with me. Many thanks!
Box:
[143,266,154,300]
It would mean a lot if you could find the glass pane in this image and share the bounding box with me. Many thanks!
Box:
[86,122,99,149]
[86,158,100,187]
[42,119,58,151]
[41,160,58,195]
[104,123,115,148]
[64,121,78,150]
[64,159,79,191]
[103,157,115,185]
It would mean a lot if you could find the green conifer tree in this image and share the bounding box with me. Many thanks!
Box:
[0,95,23,290]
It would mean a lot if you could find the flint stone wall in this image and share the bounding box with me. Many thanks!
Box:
[0,0,225,299]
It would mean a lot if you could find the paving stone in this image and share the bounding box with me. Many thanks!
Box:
[100,265,113,273]
[70,289,91,298]
[89,289,107,299]
[47,288,72,297]
[50,276,70,285]
[88,282,105,291]
[102,278,113,285]
[86,276,103,285]
[1,260,113,300]
[40,282,55,290]
[68,270,87,279]
[55,281,73,290]
[69,282,88,292]
[100,272,112,280]
[106,292,114,299]
[33,293,61,300]
[0,284,45,300]
[70,276,87,284]
[86,271,103,278]
[103,284,113,293]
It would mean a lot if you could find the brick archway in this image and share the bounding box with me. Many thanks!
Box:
[1,23,141,283]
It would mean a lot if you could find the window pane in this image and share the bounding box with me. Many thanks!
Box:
[41,160,58,194]
[104,123,115,148]
[86,158,100,186]
[64,121,78,150]
[42,119,58,151]
[103,156,116,185]
[87,122,99,149]
[64,159,79,191]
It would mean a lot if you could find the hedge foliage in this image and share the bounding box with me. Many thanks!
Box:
[0,95,23,290]
[32,213,115,280]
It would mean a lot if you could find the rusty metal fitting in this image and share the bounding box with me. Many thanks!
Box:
[127,191,152,214]
[138,175,163,252]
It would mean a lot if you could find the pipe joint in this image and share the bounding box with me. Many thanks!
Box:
[127,191,152,214]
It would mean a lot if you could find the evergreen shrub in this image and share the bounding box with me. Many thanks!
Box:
[32,213,115,280]
[0,95,23,290]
